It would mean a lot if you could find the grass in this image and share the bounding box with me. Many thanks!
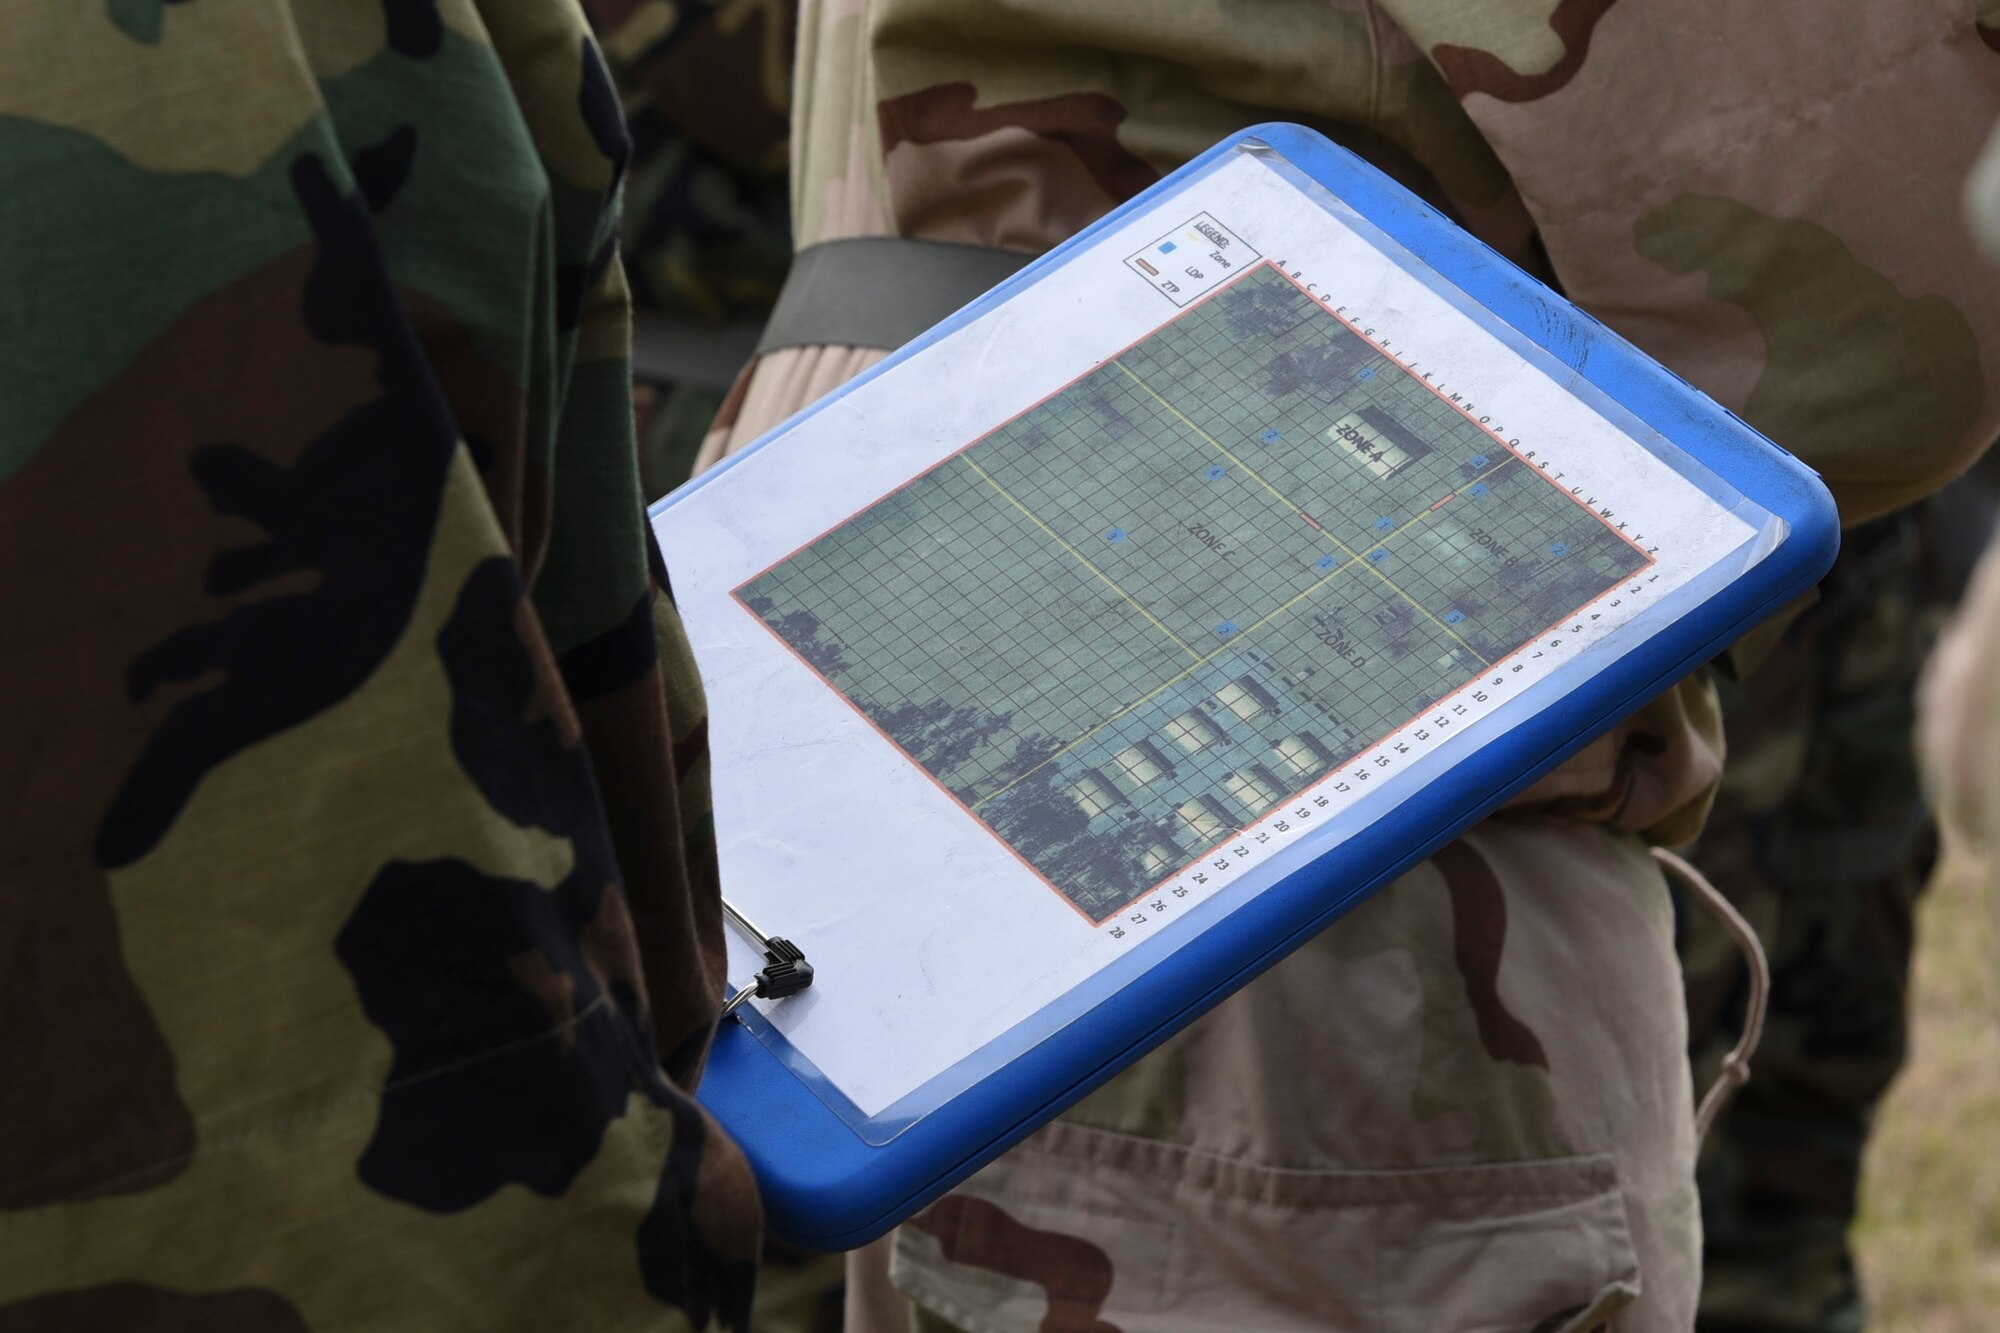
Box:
[1851,851,2000,1329]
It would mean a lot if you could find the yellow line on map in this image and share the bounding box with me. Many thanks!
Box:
[966,455,1516,811]
[1111,358,1493,668]
[969,561,1359,809]
[959,454,1202,663]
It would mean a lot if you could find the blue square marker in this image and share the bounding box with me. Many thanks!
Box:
[1444,610,1465,624]
[1261,428,1282,444]
[1159,240,1177,253]
[1216,621,1238,637]
[1315,554,1337,571]
[1467,482,1490,498]
[1549,541,1570,557]
[1373,516,1394,532]
[1356,367,1377,380]
[1368,548,1388,563]
[1468,453,1490,470]
[1106,528,1126,543]
[1204,465,1226,481]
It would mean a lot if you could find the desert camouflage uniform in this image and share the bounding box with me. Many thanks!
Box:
[587,0,796,499]
[0,4,759,1329]
[1682,505,1954,1333]
[695,3,2000,1329]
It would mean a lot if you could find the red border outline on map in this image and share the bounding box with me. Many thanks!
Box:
[729,261,1657,924]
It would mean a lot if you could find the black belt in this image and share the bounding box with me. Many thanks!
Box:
[752,236,1033,356]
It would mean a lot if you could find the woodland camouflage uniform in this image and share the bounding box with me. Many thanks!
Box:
[0,3,759,1329]
[688,3,2000,1331]
[586,0,795,499]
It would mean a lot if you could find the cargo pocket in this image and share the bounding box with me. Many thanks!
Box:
[888,1122,1640,1333]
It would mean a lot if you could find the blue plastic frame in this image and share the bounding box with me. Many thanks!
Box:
[652,123,1839,1251]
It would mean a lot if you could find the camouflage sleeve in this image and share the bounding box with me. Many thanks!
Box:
[0,3,756,1328]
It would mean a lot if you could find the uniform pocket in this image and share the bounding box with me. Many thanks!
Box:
[889,1122,1639,1333]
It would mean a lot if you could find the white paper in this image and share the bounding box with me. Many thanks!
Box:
[653,149,1761,1118]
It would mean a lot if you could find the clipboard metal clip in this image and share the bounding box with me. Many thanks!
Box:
[719,897,815,1020]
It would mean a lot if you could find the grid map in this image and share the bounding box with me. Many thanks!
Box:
[738,263,1651,922]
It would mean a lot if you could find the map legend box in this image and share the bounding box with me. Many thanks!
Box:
[1126,212,1260,306]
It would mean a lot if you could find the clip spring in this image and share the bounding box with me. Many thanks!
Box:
[720,898,815,1020]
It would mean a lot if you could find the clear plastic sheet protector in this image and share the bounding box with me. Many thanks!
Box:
[647,126,1835,1248]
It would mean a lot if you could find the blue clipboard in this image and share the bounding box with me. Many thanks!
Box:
[648,123,1838,1252]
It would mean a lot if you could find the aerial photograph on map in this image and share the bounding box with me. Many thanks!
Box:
[737,263,1650,922]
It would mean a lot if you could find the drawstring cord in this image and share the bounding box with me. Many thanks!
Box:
[1651,845,1770,1145]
